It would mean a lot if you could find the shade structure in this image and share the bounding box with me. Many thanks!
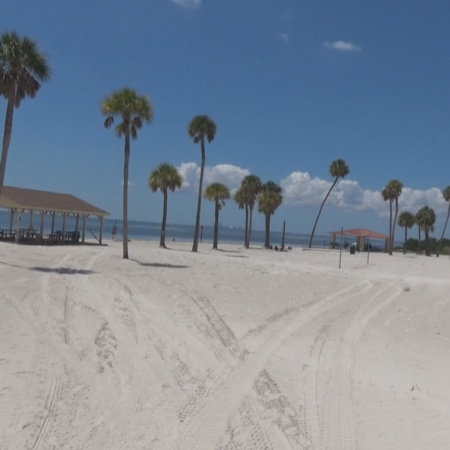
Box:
[329,228,389,251]
[0,186,109,244]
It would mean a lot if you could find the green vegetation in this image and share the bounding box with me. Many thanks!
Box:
[382,179,403,255]
[149,163,183,248]
[415,206,436,256]
[101,88,153,259]
[204,182,230,249]
[397,211,415,255]
[309,159,349,249]
[258,181,283,249]
[0,31,51,187]
[188,115,216,253]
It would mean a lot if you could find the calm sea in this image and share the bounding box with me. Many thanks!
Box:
[0,210,330,248]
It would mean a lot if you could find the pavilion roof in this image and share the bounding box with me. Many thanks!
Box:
[0,186,109,217]
[330,228,389,240]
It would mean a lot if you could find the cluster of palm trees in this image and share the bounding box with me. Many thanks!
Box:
[385,180,450,256]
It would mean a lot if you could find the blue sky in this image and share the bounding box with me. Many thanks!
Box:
[3,0,450,237]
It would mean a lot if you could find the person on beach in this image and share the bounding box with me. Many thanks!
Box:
[112,221,117,240]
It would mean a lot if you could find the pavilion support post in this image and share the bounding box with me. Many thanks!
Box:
[29,210,34,229]
[75,214,80,231]
[51,212,56,234]
[15,209,24,243]
[82,215,87,243]
[62,213,68,245]
[8,208,15,231]
[99,215,104,245]
[39,211,45,235]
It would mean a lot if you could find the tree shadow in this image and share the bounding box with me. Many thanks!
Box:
[131,259,189,269]
[30,267,95,275]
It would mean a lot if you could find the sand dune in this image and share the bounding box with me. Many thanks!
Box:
[0,240,449,449]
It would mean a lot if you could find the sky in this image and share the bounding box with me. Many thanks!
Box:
[2,0,450,237]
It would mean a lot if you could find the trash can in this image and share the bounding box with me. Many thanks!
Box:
[350,244,356,255]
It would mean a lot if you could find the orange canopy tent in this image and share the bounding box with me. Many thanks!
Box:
[329,228,389,250]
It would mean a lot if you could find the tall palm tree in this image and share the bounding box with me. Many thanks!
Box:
[241,174,262,249]
[101,88,153,259]
[415,206,436,256]
[437,186,450,257]
[309,159,349,248]
[188,115,216,252]
[149,163,182,248]
[397,211,415,254]
[382,179,403,255]
[204,182,230,249]
[0,31,51,187]
[258,181,283,249]
[234,186,248,246]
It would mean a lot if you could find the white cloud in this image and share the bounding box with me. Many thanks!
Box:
[280,171,449,217]
[171,0,201,9]
[280,33,290,43]
[323,40,361,52]
[177,162,249,194]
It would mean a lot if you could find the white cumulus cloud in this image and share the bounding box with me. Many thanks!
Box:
[323,40,361,52]
[171,0,201,9]
[177,162,250,194]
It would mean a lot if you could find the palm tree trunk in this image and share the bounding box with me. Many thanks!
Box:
[0,93,15,187]
[309,179,337,248]
[244,205,249,246]
[160,190,168,248]
[246,204,254,249]
[122,133,130,259]
[192,138,205,252]
[388,201,393,255]
[403,227,407,254]
[437,204,450,257]
[392,199,399,252]
[264,213,271,249]
[213,200,219,249]
[425,229,430,256]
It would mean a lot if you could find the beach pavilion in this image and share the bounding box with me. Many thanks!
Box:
[0,186,109,245]
[329,228,389,251]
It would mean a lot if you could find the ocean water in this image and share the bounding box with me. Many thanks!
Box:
[0,210,330,248]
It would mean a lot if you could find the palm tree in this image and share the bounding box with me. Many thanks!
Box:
[188,115,216,252]
[381,179,403,255]
[101,88,153,259]
[397,211,415,254]
[234,186,248,246]
[241,174,262,248]
[258,181,283,249]
[309,159,349,248]
[0,31,51,187]
[149,163,182,248]
[415,206,436,256]
[204,182,230,249]
[437,186,450,257]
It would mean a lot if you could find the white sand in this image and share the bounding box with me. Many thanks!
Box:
[0,239,449,449]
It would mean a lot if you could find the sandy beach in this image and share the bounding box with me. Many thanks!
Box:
[0,240,449,449]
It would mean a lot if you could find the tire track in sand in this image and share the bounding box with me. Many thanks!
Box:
[175,281,374,450]
[303,281,402,450]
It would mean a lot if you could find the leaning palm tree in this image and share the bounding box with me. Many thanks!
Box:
[309,159,349,248]
[241,174,262,248]
[397,211,415,254]
[415,205,436,256]
[234,186,248,246]
[204,182,230,249]
[382,179,403,255]
[437,186,450,257]
[149,163,182,248]
[188,115,216,252]
[0,31,51,187]
[258,181,283,249]
[101,88,153,259]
